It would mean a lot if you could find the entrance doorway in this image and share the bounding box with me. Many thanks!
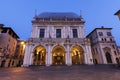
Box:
[71,46,84,64]
[33,46,46,65]
[105,52,112,63]
[52,46,65,65]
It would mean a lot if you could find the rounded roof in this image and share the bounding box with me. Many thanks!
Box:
[38,12,80,18]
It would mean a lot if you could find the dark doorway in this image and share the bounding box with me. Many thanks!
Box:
[105,52,112,63]
[116,58,119,64]
[1,60,6,67]
[94,59,98,64]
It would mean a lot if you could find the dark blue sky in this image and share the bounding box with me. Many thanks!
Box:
[0,0,120,45]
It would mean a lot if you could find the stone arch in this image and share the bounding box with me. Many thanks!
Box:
[32,44,47,51]
[70,44,85,52]
[103,47,111,53]
[103,47,112,64]
[52,45,66,65]
[51,44,67,51]
[32,45,46,65]
[70,45,84,64]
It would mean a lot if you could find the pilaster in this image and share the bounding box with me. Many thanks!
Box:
[46,45,52,66]
[65,44,72,66]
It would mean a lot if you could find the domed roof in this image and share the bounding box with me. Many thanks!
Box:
[38,12,80,18]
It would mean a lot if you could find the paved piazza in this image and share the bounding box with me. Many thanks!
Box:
[0,65,120,80]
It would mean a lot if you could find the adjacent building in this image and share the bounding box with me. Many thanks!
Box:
[87,27,119,64]
[14,40,26,66]
[118,46,120,56]
[23,12,93,67]
[0,24,19,67]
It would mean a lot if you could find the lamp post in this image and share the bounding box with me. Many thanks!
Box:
[114,10,120,20]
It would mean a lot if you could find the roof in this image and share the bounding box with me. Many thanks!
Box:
[1,27,19,39]
[37,12,80,18]
[87,27,112,37]
[114,10,120,15]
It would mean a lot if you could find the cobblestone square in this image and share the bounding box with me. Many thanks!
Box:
[0,65,120,80]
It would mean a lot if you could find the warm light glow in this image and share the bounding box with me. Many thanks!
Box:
[71,53,73,56]
[21,41,25,45]
[42,50,44,53]
[33,46,46,65]
[23,44,26,49]
[37,52,39,54]
[21,41,26,50]
[71,46,84,64]
[53,53,56,56]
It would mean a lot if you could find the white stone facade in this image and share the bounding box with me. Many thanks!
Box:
[23,12,93,67]
[87,28,120,64]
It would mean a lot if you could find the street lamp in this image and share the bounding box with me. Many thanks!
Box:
[114,10,120,20]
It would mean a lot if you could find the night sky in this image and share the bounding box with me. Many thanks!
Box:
[0,0,120,45]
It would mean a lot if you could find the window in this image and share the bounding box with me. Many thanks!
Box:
[72,29,78,38]
[102,38,104,41]
[39,29,45,38]
[95,48,98,53]
[110,38,112,41]
[107,32,111,36]
[104,38,106,41]
[7,44,9,50]
[92,48,95,55]
[98,32,103,36]
[112,45,115,49]
[1,29,7,33]
[114,51,117,55]
[56,29,61,38]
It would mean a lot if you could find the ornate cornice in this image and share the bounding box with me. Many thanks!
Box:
[32,21,85,25]
[26,38,88,45]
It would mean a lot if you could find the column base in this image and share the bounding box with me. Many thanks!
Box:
[66,63,72,66]
[46,64,52,66]
[21,64,29,67]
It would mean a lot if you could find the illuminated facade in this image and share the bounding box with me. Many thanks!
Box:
[23,12,93,67]
[14,40,26,66]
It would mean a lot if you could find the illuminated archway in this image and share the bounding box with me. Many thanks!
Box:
[52,46,65,65]
[33,46,46,65]
[71,46,84,64]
